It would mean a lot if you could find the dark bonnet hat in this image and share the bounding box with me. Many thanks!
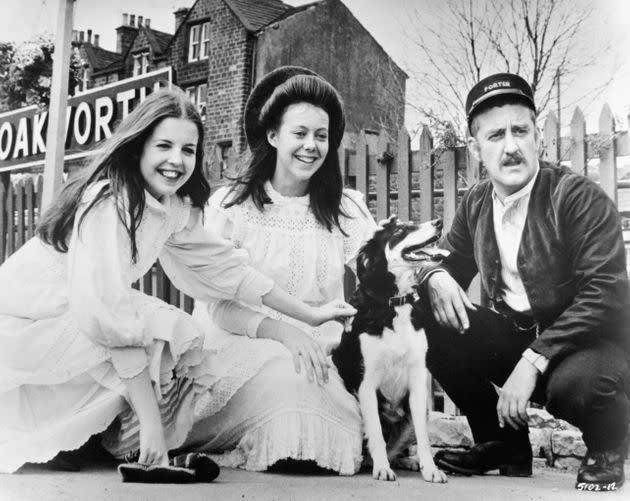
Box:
[244,65,345,150]
[466,72,536,131]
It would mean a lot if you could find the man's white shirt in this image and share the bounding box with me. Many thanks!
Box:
[492,167,538,314]
[491,166,548,373]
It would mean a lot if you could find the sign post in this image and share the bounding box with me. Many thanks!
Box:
[42,0,75,211]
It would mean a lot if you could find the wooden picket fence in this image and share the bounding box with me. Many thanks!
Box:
[1,103,627,414]
[0,176,43,263]
[0,177,194,313]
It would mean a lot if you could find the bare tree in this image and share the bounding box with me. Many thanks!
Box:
[404,0,614,142]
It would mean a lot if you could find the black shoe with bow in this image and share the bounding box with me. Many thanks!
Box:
[575,443,626,492]
[434,440,532,477]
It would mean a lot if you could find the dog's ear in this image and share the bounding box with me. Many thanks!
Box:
[378,215,398,229]
[347,225,379,273]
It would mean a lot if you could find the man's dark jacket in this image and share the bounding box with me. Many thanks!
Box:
[420,162,630,363]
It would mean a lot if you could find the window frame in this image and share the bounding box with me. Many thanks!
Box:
[185,82,208,121]
[188,21,210,62]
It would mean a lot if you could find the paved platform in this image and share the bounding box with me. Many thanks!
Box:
[1,463,628,501]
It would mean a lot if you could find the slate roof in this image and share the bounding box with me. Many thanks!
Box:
[223,0,293,31]
[144,27,172,56]
[81,43,123,72]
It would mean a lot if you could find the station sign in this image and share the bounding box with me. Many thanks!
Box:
[0,67,172,172]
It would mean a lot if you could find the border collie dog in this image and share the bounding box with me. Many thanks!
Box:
[332,216,447,483]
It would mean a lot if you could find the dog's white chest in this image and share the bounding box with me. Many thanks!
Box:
[360,305,427,404]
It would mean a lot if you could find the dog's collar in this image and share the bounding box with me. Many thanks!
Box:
[388,290,420,308]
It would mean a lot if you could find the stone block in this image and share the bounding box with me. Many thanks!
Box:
[553,456,582,472]
[529,427,553,462]
[552,430,587,457]
[428,412,474,448]
[555,419,579,431]
[527,408,556,428]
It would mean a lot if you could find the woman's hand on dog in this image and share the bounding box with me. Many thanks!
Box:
[427,271,475,333]
[257,318,330,385]
[308,300,357,327]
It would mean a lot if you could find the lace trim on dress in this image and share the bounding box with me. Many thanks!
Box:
[200,406,363,475]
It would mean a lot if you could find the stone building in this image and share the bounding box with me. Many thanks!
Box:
[73,0,407,178]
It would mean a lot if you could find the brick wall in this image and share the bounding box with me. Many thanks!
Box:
[170,0,253,181]
[116,25,138,56]
[205,6,252,157]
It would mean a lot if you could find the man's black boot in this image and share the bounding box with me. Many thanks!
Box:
[434,440,532,477]
[575,444,626,492]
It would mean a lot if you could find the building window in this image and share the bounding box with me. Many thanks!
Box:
[80,67,89,92]
[185,83,207,121]
[188,21,210,62]
[201,22,210,58]
[133,52,150,76]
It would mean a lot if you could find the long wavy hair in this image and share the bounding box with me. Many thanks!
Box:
[37,87,210,262]
[225,75,347,232]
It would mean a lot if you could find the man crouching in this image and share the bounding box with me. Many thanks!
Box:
[417,72,630,491]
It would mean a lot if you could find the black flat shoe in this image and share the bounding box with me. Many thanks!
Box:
[575,446,626,492]
[118,452,220,484]
[434,440,532,477]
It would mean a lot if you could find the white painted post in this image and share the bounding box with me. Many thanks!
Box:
[543,112,559,163]
[42,0,75,211]
[598,104,618,205]
[570,107,587,176]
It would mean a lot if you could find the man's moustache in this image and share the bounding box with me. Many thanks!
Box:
[502,156,524,166]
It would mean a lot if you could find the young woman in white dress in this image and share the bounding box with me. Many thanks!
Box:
[186,67,377,475]
[0,87,355,473]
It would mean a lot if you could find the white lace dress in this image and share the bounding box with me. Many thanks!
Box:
[0,180,273,473]
[186,182,376,475]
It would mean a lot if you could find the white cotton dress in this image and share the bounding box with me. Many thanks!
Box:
[184,182,377,475]
[0,180,273,473]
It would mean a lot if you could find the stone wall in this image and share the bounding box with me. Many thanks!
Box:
[429,409,593,471]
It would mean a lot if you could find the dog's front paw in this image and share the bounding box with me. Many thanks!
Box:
[373,463,397,481]
[421,465,447,483]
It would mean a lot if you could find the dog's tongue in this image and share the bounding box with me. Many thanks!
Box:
[422,248,450,259]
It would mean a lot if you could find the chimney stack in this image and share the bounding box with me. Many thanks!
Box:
[87,29,92,44]
[79,31,84,42]
[94,34,100,47]
[174,8,189,32]
[138,15,143,27]
[145,18,151,28]
[117,12,139,54]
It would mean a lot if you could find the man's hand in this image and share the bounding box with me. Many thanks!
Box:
[497,358,539,429]
[427,272,475,333]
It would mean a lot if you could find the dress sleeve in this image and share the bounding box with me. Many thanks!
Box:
[67,187,148,378]
[158,204,274,308]
[340,189,378,271]
[191,189,268,338]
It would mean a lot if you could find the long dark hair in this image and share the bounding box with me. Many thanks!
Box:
[37,87,209,262]
[226,75,347,232]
